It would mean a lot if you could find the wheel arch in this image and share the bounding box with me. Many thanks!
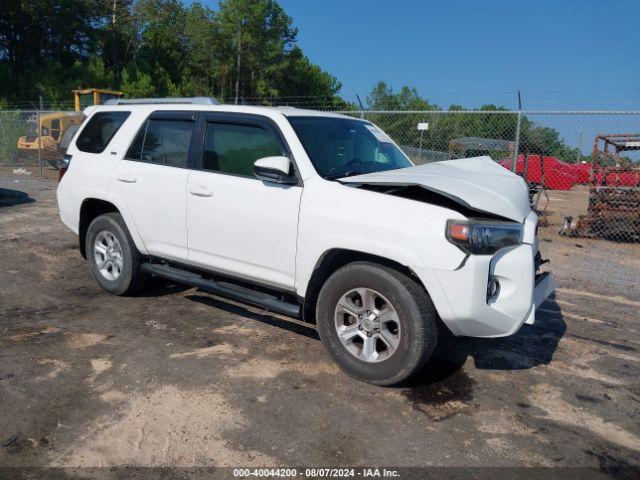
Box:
[301,248,429,324]
[78,197,146,258]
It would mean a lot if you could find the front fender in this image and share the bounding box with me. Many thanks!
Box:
[295,178,467,296]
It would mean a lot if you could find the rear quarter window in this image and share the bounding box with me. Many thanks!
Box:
[76,111,130,154]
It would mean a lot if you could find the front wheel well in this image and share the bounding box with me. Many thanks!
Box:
[302,249,426,324]
[78,199,119,258]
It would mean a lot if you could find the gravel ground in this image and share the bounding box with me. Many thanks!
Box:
[0,173,639,478]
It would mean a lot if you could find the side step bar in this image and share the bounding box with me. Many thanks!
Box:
[140,263,301,317]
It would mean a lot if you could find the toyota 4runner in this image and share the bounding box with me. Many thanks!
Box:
[57,97,554,385]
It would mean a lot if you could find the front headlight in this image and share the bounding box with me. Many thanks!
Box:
[446,220,523,255]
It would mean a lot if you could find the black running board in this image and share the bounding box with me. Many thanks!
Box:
[140,263,301,317]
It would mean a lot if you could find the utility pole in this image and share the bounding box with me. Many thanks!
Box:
[112,0,118,83]
[234,20,243,105]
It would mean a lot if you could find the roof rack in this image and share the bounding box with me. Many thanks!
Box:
[104,97,220,106]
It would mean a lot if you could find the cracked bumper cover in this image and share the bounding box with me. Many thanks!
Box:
[415,243,555,338]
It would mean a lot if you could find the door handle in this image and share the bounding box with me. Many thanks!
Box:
[116,174,137,184]
[189,185,213,197]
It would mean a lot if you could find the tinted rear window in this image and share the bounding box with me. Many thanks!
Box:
[76,111,130,154]
[125,117,195,168]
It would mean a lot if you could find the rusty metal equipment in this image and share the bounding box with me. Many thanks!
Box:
[561,134,640,241]
[592,133,640,167]
[448,137,515,160]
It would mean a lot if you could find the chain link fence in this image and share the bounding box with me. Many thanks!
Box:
[338,110,640,244]
[1,107,639,243]
[0,110,81,175]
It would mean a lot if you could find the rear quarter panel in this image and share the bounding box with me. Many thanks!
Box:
[57,110,149,254]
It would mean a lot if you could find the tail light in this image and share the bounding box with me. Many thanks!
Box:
[58,154,72,182]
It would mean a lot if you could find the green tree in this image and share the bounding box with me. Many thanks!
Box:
[216,0,296,102]
[0,0,345,106]
[364,81,587,164]
[0,0,107,101]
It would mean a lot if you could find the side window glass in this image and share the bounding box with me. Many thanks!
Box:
[51,119,61,141]
[125,121,147,161]
[126,118,195,168]
[202,122,283,177]
[76,111,131,154]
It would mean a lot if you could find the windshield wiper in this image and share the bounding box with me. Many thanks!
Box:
[324,170,361,181]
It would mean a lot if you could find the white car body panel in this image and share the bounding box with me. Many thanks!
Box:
[340,156,531,223]
[294,176,467,296]
[186,170,302,289]
[57,103,554,339]
[110,160,189,261]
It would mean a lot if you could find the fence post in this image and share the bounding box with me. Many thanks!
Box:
[512,110,521,173]
[37,109,42,177]
[356,94,365,119]
[39,95,45,177]
[576,126,583,163]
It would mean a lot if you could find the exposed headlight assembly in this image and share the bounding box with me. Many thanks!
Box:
[446,220,523,255]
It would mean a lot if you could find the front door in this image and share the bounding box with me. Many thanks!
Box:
[186,114,302,289]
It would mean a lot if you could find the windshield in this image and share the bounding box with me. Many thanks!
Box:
[287,116,413,179]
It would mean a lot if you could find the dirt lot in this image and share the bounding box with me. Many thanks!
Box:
[1,172,639,476]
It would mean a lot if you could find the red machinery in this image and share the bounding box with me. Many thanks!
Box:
[499,155,581,190]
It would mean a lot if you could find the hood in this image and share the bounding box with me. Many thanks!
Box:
[340,156,531,222]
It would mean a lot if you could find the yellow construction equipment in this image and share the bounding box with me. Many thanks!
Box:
[17,88,123,164]
[72,88,123,112]
[17,111,83,154]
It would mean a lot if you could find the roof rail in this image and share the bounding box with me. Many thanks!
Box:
[104,97,220,106]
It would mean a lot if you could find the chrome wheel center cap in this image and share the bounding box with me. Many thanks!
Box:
[361,312,379,332]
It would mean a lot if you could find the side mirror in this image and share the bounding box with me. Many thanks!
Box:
[254,156,297,185]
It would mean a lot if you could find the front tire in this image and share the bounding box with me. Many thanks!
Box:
[86,212,147,296]
[316,261,438,386]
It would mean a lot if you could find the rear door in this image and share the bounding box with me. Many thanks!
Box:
[110,111,197,262]
[186,113,302,289]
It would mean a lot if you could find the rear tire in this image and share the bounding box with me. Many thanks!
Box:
[316,261,438,386]
[86,212,147,296]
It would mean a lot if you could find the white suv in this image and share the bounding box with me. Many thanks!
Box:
[57,97,553,385]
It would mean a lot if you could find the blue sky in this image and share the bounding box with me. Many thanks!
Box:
[198,0,640,110]
[194,0,639,153]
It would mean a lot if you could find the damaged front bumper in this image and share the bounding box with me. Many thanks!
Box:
[415,212,554,338]
[533,272,555,311]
